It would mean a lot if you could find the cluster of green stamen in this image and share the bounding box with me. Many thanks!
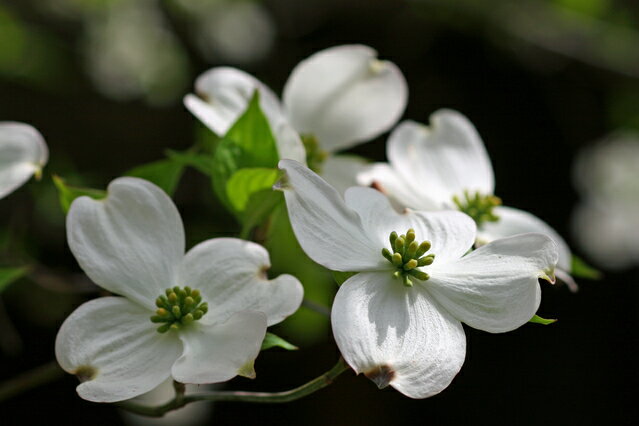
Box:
[301,134,328,173]
[151,287,208,333]
[452,190,501,226]
[382,228,435,287]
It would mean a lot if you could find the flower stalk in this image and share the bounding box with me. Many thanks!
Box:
[0,361,63,402]
[117,358,350,417]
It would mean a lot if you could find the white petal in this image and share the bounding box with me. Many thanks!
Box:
[276,159,383,271]
[55,297,182,403]
[0,122,48,200]
[283,45,407,152]
[320,154,369,195]
[272,120,307,164]
[344,187,476,264]
[67,177,184,309]
[332,272,466,399]
[388,112,494,208]
[555,268,579,293]
[478,206,572,271]
[180,238,303,326]
[171,311,267,384]
[357,163,441,211]
[184,67,283,136]
[428,233,558,333]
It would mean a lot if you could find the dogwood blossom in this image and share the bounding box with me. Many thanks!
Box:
[572,134,639,269]
[184,44,407,192]
[55,177,303,403]
[358,109,576,290]
[276,159,557,398]
[0,122,48,200]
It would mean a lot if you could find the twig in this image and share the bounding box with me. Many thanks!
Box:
[117,357,350,417]
[302,298,331,317]
[0,361,64,401]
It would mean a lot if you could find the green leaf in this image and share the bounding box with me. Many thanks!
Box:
[226,168,279,212]
[571,255,602,280]
[239,189,283,239]
[0,266,28,293]
[332,271,357,286]
[224,91,279,168]
[125,159,184,196]
[529,314,557,325]
[211,91,280,213]
[53,175,106,214]
[211,139,242,210]
[166,150,214,176]
[260,332,298,351]
[194,120,221,152]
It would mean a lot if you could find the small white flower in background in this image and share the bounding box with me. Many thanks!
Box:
[0,122,48,200]
[55,177,303,403]
[358,109,576,290]
[82,0,189,104]
[276,159,557,398]
[572,134,639,270]
[175,0,276,65]
[184,44,408,192]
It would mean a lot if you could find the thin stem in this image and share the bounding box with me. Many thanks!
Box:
[28,265,98,294]
[0,298,23,356]
[0,361,64,402]
[117,357,350,418]
[301,298,331,318]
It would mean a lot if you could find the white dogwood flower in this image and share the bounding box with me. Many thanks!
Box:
[276,159,557,398]
[572,134,639,269]
[0,122,48,200]
[358,109,576,290]
[184,44,407,192]
[55,177,303,403]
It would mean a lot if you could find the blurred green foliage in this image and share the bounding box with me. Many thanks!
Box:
[571,255,603,280]
[0,267,27,293]
[0,4,68,88]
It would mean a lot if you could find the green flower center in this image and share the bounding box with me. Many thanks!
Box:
[301,134,328,173]
[452,190,501,226]
[151,286,208,333]
[382,228,435,287]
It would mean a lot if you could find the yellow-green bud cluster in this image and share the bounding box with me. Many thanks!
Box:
[452,190,501,226]
[382,228,435,287]
[301,134,328,173]
[151,286,208,333]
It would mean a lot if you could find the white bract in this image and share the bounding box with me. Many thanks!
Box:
[358,109,576,290]
[276,159,558,398]
[0,122,48,200]
[184,44,407,192]
[55,177,303,403]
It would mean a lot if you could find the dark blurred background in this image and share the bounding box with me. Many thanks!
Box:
[1,0,638,425]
